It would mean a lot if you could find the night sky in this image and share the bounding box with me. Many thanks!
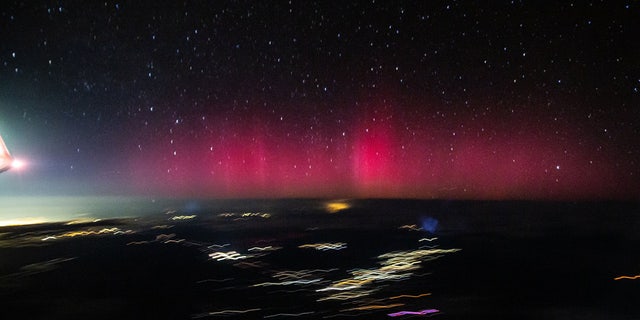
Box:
[1,1,639,200]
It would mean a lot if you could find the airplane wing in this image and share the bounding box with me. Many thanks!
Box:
[0,134,13,173]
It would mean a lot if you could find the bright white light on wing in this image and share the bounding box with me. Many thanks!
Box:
[11,158,25,170]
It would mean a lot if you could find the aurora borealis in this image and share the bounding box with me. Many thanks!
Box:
[125,96,629,199]
[1,1,638,200]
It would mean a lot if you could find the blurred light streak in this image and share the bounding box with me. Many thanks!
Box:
[151,224,174,229]
[251,279,322,287]
[170,215,196,220]
[207,243,230,249]
[298,242,347,251]
[389,293,432,299]
[248,245,282,252]
[264,312,315,318]
[127,233,188,246]
[614,274,640,280]
[156,233,176,241]
[317,290,376,301]
[233,261,268,268]
[342,303,404,311]
[242,212,271,218]
[65,218,102,225]
[218,212,271,218]
[418,237,438,242]
[273,269,338,280]
[127,240,150,245]
[0,257,77,279]
[352,269,411,281]
[192,308,261,318]
[50,227,134,239]
[315,247,459,301]
[378,249,461,261]
[388,309,439,317]
[317,285,362,292]
[398,224,422,231]
[379,261,421,272]
[208,251,248,261]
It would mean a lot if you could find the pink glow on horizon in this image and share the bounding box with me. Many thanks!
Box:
[125,99,633,200]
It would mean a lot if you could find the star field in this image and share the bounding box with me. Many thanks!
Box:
[0,1,638,199]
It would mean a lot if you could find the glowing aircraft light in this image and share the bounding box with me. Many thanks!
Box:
[10,158,24,170]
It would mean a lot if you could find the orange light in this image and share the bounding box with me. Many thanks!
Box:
[325,200,351,213]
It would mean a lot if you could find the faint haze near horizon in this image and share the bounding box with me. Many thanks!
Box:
[0,196,169,225]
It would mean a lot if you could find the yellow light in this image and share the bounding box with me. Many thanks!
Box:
[325,200,351,213]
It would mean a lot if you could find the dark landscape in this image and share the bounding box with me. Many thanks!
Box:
[1,199,638,319]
